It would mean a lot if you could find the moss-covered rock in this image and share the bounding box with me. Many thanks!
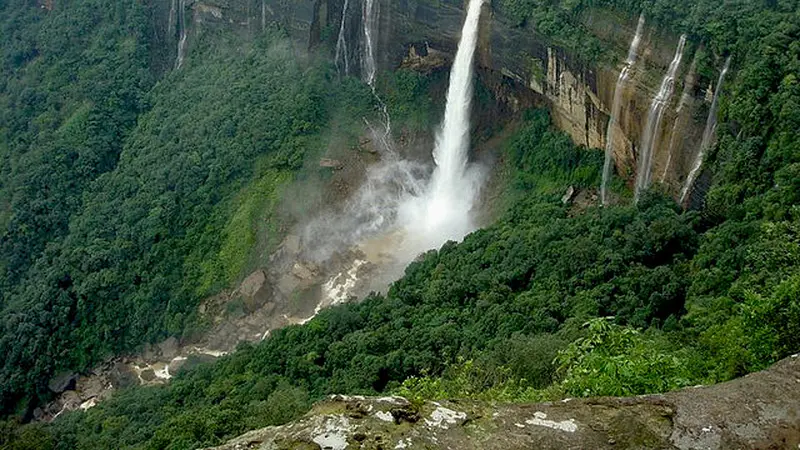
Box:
[206,355,800,449]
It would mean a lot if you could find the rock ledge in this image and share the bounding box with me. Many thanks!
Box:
[207,355,800,449]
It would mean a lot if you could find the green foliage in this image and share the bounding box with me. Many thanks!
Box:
[506,110,603,198]
[1,110,712,449]
[555,318,691,397]
[192,169,291,295]
[395,358,547,404]
[496,0,605,61]
[379,69,441,130]
[0,17,372,416]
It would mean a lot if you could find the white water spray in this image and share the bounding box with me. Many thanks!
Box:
[634,34,686,202]
[600,15,645,205]
[396,0,485,254]
[175,0,188,70]
[680,56,731,205]
[304,0,486,301]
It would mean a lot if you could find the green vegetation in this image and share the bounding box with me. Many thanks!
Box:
[0,0,798,449]
[0,1,380,418]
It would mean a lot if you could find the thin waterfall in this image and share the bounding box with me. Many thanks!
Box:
[174,0,188,70]
[660,55,698,182]
[361,0,393,153]
[261,0,266,32]
[168,0,177,36]
[362,0,378,87]
[680,56,732,204]
[600,14,645,205]
[335,0,351,76]
[634,35,686,202]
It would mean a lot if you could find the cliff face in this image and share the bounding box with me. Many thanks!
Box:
[155,0,723,200]
[205,355,800,450]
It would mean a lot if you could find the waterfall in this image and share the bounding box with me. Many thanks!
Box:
[359,0,392,151]
[335,0,351,76]
[168,0,177,36]
[261,0,266,32]
[397,0,485,251]
[362,0,379,87]
[600,15,645,205]
[634,34,686,202]
[660,55,698,183]
[680,56,732,204]
[174,0,188,70]
[303,0,486,304]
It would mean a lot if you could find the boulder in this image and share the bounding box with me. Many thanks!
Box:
[239,270,267,298]
[561,186,576,204]
[47,372,78,393]
[320,158,344,170]
[157,337,179,360]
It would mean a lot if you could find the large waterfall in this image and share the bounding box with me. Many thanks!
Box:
[600,15,645,206]
[397,0,485,253]
[304,0,486,303]
[634,35,686,202]
[680,56,732,204]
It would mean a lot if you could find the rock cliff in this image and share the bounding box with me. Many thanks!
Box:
[153,0,725,202]
[206,354,800,450]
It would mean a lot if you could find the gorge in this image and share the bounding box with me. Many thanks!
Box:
[1,0,798,449]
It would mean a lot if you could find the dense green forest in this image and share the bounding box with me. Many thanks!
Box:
[0,0,382,418]
[1,0,799,448]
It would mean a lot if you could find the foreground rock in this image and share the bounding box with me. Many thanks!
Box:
[207,355,800,450]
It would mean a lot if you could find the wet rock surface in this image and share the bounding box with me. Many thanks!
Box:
[206,355,800,450]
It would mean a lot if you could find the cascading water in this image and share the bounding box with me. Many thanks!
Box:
[680,56,731,204]
[634,35,686,202]
[361,0,379,87]
[168,0,177,36]
[660,55,698,183]
[334,0,351,76]
[360,0,394,153]
[600,15,645,206]
[303,0,486,304]
[396,0,485,254]
[175,0,188,70]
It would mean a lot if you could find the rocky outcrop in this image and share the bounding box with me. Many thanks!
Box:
[207,354,800,450]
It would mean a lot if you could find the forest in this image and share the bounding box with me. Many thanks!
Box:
[1,0,798,448]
